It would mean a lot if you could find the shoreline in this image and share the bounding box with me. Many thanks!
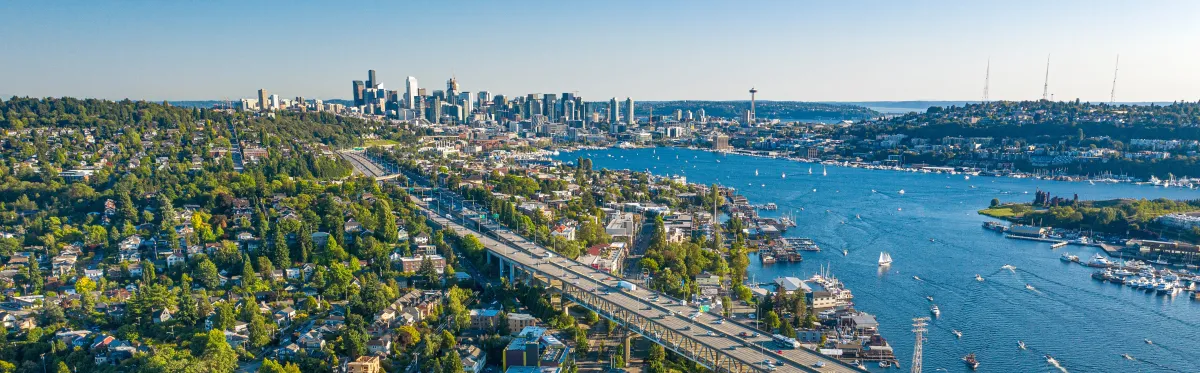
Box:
[558,144,1199,189]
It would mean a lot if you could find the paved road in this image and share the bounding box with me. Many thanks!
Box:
[343,155,863,373]
[416,195,862,373]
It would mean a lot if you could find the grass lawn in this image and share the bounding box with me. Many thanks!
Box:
[978,206,1017,218]
[363,138,399,147]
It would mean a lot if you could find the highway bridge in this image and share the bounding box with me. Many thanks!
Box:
[346,152,865,373]
[414,189,864,373]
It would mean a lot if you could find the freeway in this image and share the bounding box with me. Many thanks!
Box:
[342,153,864,372]
[414,191,864,373]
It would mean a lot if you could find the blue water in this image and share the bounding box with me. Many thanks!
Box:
[556,147,1200,373]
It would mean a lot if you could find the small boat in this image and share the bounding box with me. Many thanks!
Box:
[755,169,759,176]
[1002,264,1016,271]
[808,167,813,175]
[823,165,827,176]
[878,252,893,266]
[898,189,906,195]
[975,274,985,282]
[1051,241,1068,249]
[953,329,963,338]
[929,238,935,242]
[931,304,941,317]
[963,353,979,370]
[1122,353,1134,360]
[926,296,934,301]
[1144,339,1153,345]
[842,249,848,256]
[879,361,891,368]
[913,276,922,281]
[781,172,786,179]
[1025,284,1036,291]
[1018,341,1026,350]
[1060,253,1080,262]
[1045,355,1058,365]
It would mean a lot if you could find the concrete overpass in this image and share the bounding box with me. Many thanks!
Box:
[414,192,865,373]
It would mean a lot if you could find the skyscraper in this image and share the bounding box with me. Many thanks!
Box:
[405,77,419,109]
[625,97,634,125]
[609,97,619,125]
[367,70,377,89]
[352,81,365,107]
[258,89,269,111]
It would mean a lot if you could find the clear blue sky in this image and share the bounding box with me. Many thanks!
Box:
[2,1,1197,102]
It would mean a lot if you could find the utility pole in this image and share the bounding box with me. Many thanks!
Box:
[911,317,929,373]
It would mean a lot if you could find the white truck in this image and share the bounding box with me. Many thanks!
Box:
[616,281,638,292]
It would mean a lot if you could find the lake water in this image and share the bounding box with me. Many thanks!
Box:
[556,147,1200,373]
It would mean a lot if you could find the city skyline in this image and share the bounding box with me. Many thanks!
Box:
[2,1,1199,102]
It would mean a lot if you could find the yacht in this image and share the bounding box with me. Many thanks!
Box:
[1025,284,1036,291]
[913,276,922,281]
[963,353,979,370]
[1122,353,1134,360]
[898,189,906,195]
[952,329,963,338]
[1061,253,1079,262]
[878,252,893,266]
[931,304,941,317]
[926,296,934,302]
[975,274,985,282]
[1155,281,1176,295]
[1087,253,1111,268]
[1144,339,1153,345]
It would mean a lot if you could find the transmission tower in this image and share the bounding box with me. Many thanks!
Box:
[982,58,991,103]
[911,317,929,373]
[1110,55,1120,104]
[1042,54,1051,101]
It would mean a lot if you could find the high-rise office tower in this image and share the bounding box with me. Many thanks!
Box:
[352,81,365,106]
[458,91,474,118]
[269,94,280,111]
[405,77,419,109]
[446,77,458,105]
[477,91,491,107]
[367,70,377,89]
[542,94,557,122]
[609,97,619,124]
[258,89,269,111]
[625,97,634,125]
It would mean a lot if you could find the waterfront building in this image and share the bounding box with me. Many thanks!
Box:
[625,97,635,125]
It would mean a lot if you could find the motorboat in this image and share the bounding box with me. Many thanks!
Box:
[879,361,892,368]
[1018,341,1026,350]
[1061,253,1080,262]
[931,305,941,317]
[952,329,963,338]
[975,274,985,282]
[963,353,979,370]
[1122,353,1134,360]
[1025,284,1036,291]
[1086,254,1111,268]
[1001,264,1016,271]
[1144,339,1153,345]
[913,276,922,281]
[926,296,934,302]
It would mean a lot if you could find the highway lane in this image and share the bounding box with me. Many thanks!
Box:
[416,196,864,373]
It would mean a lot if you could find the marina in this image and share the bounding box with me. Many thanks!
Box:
[561,147,1200,372]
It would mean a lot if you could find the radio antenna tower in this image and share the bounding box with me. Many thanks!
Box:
[911,317,929,373]
[1042,54,1051,101]
[982,58,991,103]
[1110,55,1120,104]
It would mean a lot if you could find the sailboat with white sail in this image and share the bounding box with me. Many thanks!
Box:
[808,167,813,175]
[822,165,827,176]
[878,252,893,266]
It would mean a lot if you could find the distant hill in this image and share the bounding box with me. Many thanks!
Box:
[633,100,880,122]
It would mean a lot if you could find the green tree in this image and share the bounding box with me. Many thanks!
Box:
[194,259,220,289]
[763,310,781,331]
[249,310,272,349]
[197,330,237,373]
